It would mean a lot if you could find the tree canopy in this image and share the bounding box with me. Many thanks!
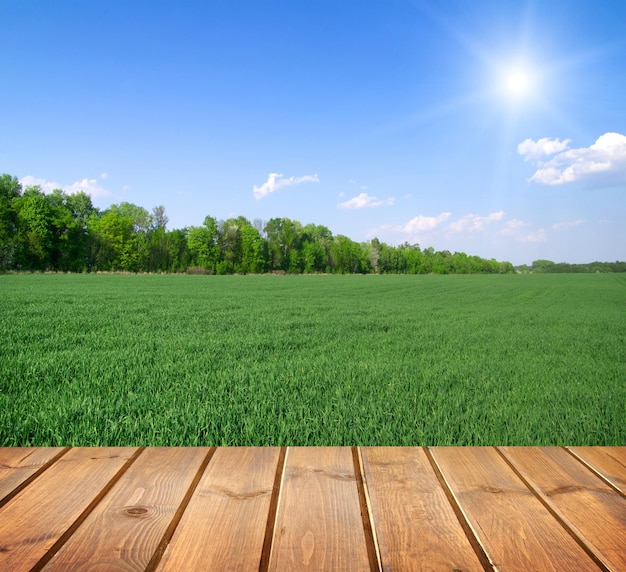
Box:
[2,172,621,275]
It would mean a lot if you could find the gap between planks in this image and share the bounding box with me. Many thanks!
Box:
[496,447,609,572]
[0,447,70,510]
[31,447,146,572]
[424,447,495,571]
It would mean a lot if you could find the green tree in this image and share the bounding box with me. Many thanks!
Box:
[330,235,367,273]
[187,216,220,271]
[302,240,326,273]
[89,206,138,270]
[45,189,96,271]
[264,217,301,271]
[532,259,556,273]
[397,242,423,274]
[165,228,190,272]
[0,174,22,269]
[301,224,332,272]
[239,222,267,273]
[218,216,252,271]
[117,202,152,270]
[13,186,61,270]
[147,206,169,272]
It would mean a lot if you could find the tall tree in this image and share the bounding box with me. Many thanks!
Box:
[239,222,267,273]
[147,205,169,272]
[89,205,139,271]
[187,215,220,271]
[165,228,190,272]
[152,205,168,230]
[13,186,60,270]
[0,174,22,269]
[218,216,248,272]
[46,189,96,271]
[264,217,301,271]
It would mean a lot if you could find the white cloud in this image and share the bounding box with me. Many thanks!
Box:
[552,219,585,231]
[381,211,509,237]
[253,172,319,200]
[520,132,626,186]
[448,211,505,233]
[369,212,451,241]
[337,192,395,210]
[100,172,109,180]
[374,211,554,248]
[20,175,112,198]
[402,213,452,233]
[402,212,452,233]
[517,137,571,160]
[20,175,58,194]
[498,219,528,236]
[66,178,111,197]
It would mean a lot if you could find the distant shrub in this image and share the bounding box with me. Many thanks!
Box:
[186,266,214,275]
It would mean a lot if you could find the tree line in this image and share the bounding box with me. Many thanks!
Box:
[1,172,518,274]
[521,259,626,274]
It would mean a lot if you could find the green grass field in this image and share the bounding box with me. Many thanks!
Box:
[1,273,624,446]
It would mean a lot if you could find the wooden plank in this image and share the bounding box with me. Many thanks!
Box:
[567,447,626,495]
[41,447,210,571]
[157,447,281,572]
[267,447,372,571]
[501,446,626,571]
[0,447,66,506]
[430,446,601,571]
[0,447,139,572]
[361,446,485,571]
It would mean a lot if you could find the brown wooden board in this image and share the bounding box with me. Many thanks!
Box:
[157,447,280,572]
[430,446,601,571]
[0,447,66,506]
[361,446,485,571]
[0,447,623,570]
[41,447,210,571]
[568,446,626,495]
[0,447,138,572]
[268,447,372,571]
[501,446,626,571]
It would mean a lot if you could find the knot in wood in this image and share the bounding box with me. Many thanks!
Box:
[123,505,149,516]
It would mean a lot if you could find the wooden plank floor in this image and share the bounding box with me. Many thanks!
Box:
[0,447,624,571]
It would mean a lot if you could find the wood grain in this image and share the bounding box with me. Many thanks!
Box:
[41,447,210,571]
[0,447,138,572]
[430,446,600,571]
[567,447,626,495]
[157,447,280,572]
[361,446,484,571]
[0,447,623,570]
[501,446,626,571]
[268,447,371,571]
[0,447,66,506]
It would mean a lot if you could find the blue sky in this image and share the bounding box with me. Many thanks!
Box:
[2,0,625,265]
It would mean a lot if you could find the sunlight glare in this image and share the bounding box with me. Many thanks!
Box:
[503,67,533,98]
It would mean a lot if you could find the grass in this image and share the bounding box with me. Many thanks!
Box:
[1,273,624,446]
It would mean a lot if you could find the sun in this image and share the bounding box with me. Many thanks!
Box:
[505,69,531,95]
[501,65,534,99]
